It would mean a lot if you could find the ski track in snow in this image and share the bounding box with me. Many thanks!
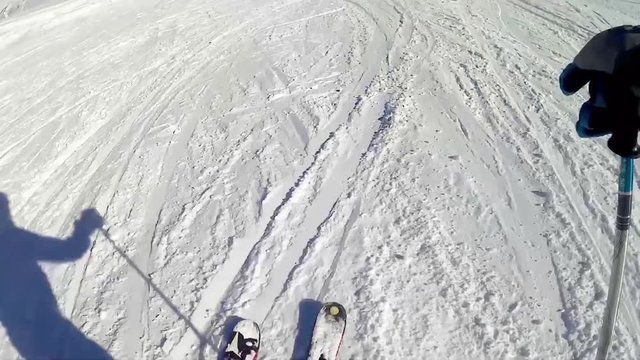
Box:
[1,0,640,359]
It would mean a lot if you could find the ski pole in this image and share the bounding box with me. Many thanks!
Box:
[596,157,634,360]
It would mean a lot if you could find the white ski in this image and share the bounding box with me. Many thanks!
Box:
[307,302,347,360]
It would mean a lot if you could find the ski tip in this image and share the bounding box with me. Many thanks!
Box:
[233,320,260,336]
[224,319,260,360]
[321,302,346,321]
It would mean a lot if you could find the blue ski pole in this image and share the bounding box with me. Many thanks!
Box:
[596,157,634,360]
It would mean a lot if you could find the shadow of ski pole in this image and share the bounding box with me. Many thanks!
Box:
[100,229,214,350]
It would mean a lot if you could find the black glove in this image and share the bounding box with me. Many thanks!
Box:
[559,25,640,158]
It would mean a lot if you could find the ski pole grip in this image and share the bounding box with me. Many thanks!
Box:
[606,96,640,158]
[607,73,640,157]
[608,127,640,158]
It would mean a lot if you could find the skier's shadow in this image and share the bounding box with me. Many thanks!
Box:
[292,299,323,360]
[0,192,111,359]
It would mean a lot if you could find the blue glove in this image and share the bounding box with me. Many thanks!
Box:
[560,25,640,157]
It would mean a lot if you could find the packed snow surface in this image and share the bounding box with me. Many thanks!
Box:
[1,0,639,358]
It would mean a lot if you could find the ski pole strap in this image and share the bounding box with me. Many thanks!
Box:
[617,157,634,230]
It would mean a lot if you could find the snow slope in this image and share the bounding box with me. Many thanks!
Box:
[0,0,639,358]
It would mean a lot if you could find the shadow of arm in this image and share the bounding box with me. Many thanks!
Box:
[32,232,91,262]
[34,209,102,262]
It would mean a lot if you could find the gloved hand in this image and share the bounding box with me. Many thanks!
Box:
[560,25,640,158]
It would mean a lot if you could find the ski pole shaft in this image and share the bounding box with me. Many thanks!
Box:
[596,157,634,360]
